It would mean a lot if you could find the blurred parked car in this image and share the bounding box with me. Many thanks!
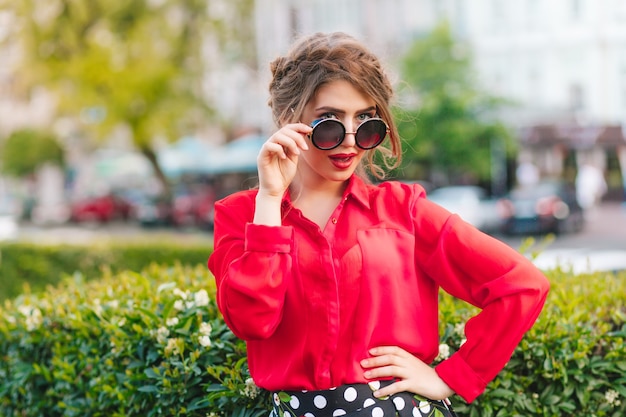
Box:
[136,183,215,229]
[135,194,174,227]
[70,191,134,224]
[171,183,216,229]
[498,180,584,235]
[427,185,503,233]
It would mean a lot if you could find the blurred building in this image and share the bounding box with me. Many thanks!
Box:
[253,0,626,198]
[1,1,626,199]
[458,0,626,198]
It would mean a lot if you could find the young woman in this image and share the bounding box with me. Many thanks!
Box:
[208,32,549,417]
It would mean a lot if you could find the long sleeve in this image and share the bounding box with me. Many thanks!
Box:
[208,192,295,340]
[414,204,550,403]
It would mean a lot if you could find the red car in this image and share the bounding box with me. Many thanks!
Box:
[70,192,134,223]
[170,184,216,229]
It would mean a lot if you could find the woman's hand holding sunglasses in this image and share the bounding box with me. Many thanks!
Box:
[256,123,311,199]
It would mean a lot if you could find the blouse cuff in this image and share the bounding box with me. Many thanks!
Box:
[435,353,487,404]
[244,223,294,253]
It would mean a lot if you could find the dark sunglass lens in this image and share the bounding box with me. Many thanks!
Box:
[312,119,345,150]
[355,119,387,149]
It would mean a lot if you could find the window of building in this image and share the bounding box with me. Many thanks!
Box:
[569,83,585,112]
[526,0,541,31]
[491,0,505,34]
[621,67,626,120]
[570,0,582,20]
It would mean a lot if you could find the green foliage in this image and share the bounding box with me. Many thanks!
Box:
[0,264,268,416]
[0,241,210,301]
[393,22,516,184]
[0,262,624,416]
[0,129,65,177]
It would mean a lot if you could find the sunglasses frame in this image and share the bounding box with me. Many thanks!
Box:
[308,118,389,150]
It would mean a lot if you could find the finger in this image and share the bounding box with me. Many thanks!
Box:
[360,354,397,369]
[270,131,305,157]
[369,346,410,357]
[283,123,311,150]
[363,365,408,381]
[361,348,406,369]
[260,141,289,160]
[371,380,410,398]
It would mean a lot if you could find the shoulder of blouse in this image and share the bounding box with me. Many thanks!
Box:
[366,179,428,206]
[215,189,258,206]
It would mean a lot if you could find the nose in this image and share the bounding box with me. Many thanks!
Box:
[343,124,357,147]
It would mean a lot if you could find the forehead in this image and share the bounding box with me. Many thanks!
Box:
[308,79,375,111]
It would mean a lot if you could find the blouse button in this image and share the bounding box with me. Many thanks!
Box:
[331,218,337,224]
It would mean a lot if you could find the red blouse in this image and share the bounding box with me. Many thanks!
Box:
[208,176,549,403]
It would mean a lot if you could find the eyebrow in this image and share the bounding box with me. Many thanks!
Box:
[314,105,377,114]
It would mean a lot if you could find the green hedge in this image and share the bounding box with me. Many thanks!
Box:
[1,264,624,416]
[0,242,211,301]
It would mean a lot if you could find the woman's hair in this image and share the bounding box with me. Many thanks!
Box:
[268,32,401,179]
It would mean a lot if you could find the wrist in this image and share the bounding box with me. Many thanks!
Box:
[254,192,284,226]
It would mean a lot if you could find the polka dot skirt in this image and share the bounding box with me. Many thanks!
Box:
[269,380,458,417]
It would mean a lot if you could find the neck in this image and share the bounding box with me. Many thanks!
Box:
[290,176,349,203]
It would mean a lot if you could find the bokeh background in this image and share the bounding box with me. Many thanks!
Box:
[0,0,625,241]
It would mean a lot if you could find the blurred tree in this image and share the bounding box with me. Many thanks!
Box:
[0,129,64,177]
[0,0,255,194]
[392,22,516,189]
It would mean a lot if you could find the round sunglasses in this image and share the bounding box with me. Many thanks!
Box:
[308,118,389,150]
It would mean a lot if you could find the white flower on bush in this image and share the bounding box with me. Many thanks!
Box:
[165,337,181,355]
[436,343,450,361]
[166,317,179,327]
[116,317,126,327]
[240,377,260,399]
[155,326,170,343]
[173,288,189,300]
[173,300,185,311]
[18,305,43,331]
[92,299,103,315]
[199,322,212,335]
[199,335,212,347]
[454,323,465,337]
[194,289,209,307]
[197,322,212,347]
[106,300,119,309]
[605,389,621,406]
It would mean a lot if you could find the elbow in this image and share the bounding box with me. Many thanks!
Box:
[217,293,282,340]
[534,268,551,299]
[221,310,280,340]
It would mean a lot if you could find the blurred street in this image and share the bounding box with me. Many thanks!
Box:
[494,202,626,273]
[496,201,626,250]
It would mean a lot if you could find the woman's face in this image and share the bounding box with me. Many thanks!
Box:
[298,79,377,188]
